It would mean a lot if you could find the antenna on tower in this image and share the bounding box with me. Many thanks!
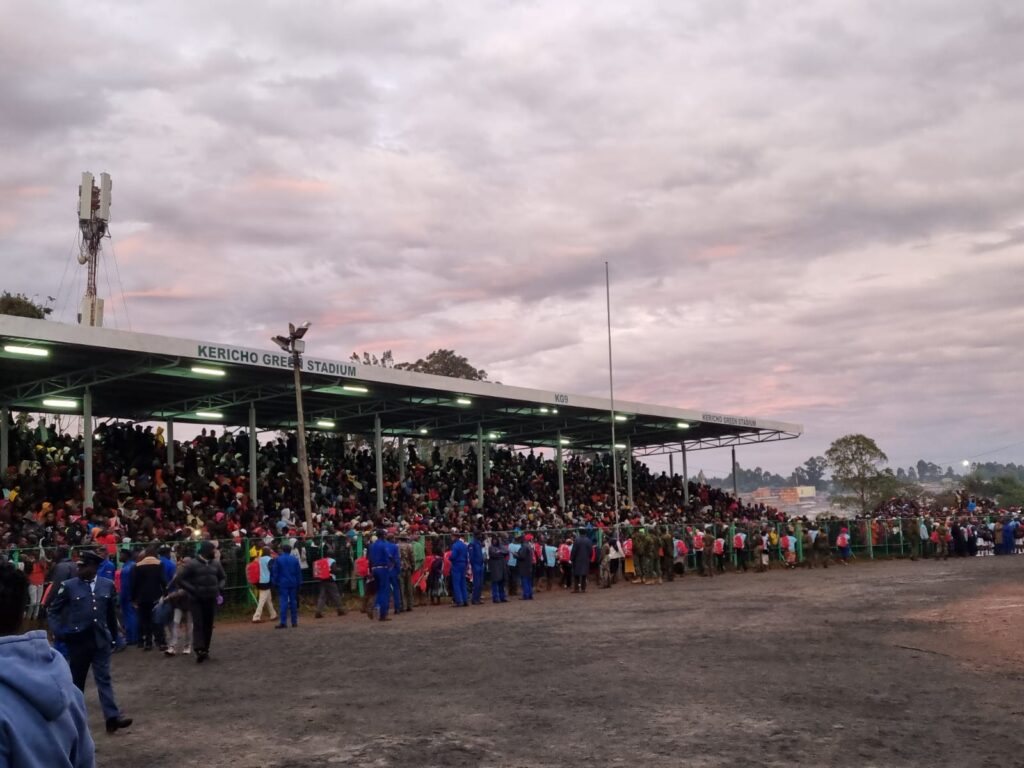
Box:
[77,171,111,327]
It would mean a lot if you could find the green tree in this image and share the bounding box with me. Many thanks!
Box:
[0,291,51,319]
[395,349,487,381]
[791,455,828,488]
[825,434,889,516]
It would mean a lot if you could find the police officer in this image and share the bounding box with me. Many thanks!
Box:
[47,550,133,734]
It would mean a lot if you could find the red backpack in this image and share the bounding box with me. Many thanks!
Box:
[313,558,332,580]
[246,559,261,585]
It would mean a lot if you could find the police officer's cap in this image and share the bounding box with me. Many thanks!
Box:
[80,550,105,566]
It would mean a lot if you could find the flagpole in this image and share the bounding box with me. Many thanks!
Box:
[606,261,620,537]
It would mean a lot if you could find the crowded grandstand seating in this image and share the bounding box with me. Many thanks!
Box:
[1,418,780,550]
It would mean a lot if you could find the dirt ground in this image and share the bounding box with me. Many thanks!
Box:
[87,556,1024,767]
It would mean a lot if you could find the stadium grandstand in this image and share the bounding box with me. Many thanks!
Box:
[0,314,802,515]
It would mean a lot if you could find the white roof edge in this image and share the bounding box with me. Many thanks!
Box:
[0,316,804,435]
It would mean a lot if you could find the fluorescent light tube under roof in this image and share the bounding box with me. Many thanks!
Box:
[195,411,222,419]
[43,398,76,408]
[456,398,472,405]
[677,422,690,428]
[191,366,225,377]
[615,415,627,421]
[316,420,336,428]
[4,345,49,357]
[342,385,368,393]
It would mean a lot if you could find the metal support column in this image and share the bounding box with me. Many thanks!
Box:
[83,390,93,511]
[374,415,384,511]
[165,419,174,471]
[669,453,674,478]
[398,437,406,482]
[477,424,485,509]
[556,432,566,510]
[682,444,689,506]
[0,406,9,473]
[731,446,739,500]
[625,438,634,508]
[248,405,258,505]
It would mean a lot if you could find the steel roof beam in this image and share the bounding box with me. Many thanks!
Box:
[0,355,182,405]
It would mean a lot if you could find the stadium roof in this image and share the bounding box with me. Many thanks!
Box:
[0,316,801,456]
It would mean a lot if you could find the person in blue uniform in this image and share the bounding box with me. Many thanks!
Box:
[271,544,302,628]
[117,549,139,647]
[468,533,486,605]
[449,532,469,607]
[368,531,393,621]
[385,530,402,615]
[47,550,133,735]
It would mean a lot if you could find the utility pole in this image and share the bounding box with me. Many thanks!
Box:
[273,323,314,535]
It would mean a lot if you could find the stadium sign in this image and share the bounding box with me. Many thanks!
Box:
[701,413,757,428]
[196,344,358,378]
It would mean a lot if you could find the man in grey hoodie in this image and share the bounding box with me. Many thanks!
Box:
[0,561,95,767]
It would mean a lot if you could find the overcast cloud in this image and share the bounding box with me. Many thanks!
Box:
[2,0,1023,477]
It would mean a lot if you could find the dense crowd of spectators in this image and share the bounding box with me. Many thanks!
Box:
[1,416,783,552]
[1,415,1020,563]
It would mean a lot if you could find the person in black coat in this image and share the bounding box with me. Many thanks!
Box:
[132,544,167,651]
[487,537,509,604]
[175,541,226,664]
[570,534,594,593]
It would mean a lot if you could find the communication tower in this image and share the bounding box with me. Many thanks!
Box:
[77,171,112,327]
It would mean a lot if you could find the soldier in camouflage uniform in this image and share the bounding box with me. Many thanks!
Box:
[633,529,648,584]
[399,533,416,612]
[599,542,612,588]
[935,520,949,561]
[660,528,675,582]
[703,527,716,579]
[903,517,920,561]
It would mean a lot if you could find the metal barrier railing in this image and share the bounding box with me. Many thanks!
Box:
[3,517,1000,614]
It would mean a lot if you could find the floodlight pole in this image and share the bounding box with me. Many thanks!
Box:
[605,261,620,536]
[292,349,314,535]
[275,325,315,535]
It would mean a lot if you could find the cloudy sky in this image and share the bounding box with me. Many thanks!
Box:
[2,0,1022,477]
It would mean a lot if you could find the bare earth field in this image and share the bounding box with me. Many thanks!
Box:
[88,557,1024,768]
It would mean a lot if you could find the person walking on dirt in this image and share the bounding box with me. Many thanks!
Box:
[252,546,278,623]
[46,550,133,734]
[176,541,226,663]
